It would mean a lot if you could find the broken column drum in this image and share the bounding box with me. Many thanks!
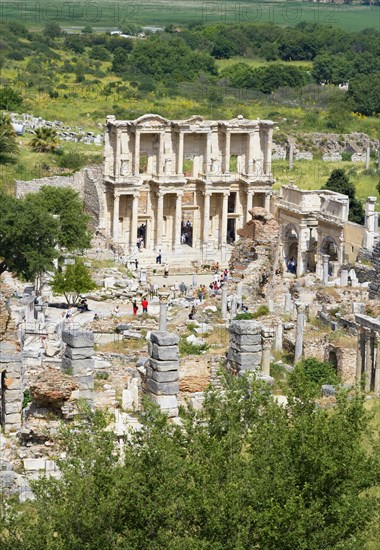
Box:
[145,331,180,417]
[294,301,305,365]
[261,328,274,376]
[227,320,263,373]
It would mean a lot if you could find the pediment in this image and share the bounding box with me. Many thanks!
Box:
[134,114,169,127]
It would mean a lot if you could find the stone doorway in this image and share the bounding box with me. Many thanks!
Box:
[227,218,236,244]
[328,350,338,373]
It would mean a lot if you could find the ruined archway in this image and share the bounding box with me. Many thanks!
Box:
[283,223,299,273]
[321,236,338,262]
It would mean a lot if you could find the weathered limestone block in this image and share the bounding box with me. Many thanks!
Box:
[150,332,180,346]
[230,341,262,354]
[4,413,22,425]
[5,402,21,415]
[29,369,78,410]
[3,377,22,390]
[76,375,94,391]
[64,346,94,360]
[229,320,262,335]
[62,329,94,348]
[146,365,179,383]
[62,356,94,374]
[149,358,179,372]
[148,394,178,417]
[146,378,179,396]
[151,343,179,361]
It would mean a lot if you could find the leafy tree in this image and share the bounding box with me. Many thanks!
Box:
[348,72,380,116]
[64,35,86,54]
[323,169,365,224]
[30,127,59,153]
[25,186,92,251]
[1,376,379,549]
[111,47,130,74]
[0,192,59,279]
[0,86,23,110]
[42,22,62,39]
[81,25,93,34]
[51,258,96,305]
[89,45,111,61]
[0,113,19,164]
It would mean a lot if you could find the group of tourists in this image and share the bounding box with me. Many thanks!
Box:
[132,297,149,315]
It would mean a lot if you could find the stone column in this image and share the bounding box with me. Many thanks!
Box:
[274,321,283,353]
[294,302,305,365]
[227,320,262,373]
[220,192,229,246]
[156,192,164,249]
[134,131,140,176]
[365,330,373,392]
[62,329,95,405]
[261,328,274,375]
[246,190,254,223]
[115,129,121,178]
[203,191,211,245]
[177,131,184,175]
[288,140,294,171]
[284,292,292,314]
[247,132,255,175]
[375,334,380,394]
[221,286,228,319]
[158,132,164,175]
[158,292,170,331]
[113,193,120,243]
[205,132,212,174]
[322,254,330,285]
[264,193,271,212]
[225,131,231,174]
[130,193,139,250]
[356,327,365,383]
[230,294,238,318]
[236,282,243,308]
[173,191,183,251]
[340,269,349,287]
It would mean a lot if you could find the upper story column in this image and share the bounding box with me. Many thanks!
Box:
[177,131,184,175]
[173,191,183,251]
[203,190,212,244]
[114,129,122,178]
[224,130,231,174]
[156,191,164,248]
[221,191,230,245]
[158,132,165,175]
[130,192,139,250]
[134,130,140,176]
[247,132,255,175]
[205,132,212,174]
[113,192,120,243]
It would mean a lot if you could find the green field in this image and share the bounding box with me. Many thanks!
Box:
[2,1,379,32]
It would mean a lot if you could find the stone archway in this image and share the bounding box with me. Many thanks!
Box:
[321,236,338,261]
[283,223,299,273]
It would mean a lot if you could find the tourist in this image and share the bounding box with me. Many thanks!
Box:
[189,305,196,320]
[132,300,138,315]
[156,250,162,264]
[141,297,148,313]
[135,258,139,270]
[113,304,120,318]
[198,286,203,302]
[164,263,169,278]
[149,284,155,299]
[93,313,99,321]
[179,281,187,295]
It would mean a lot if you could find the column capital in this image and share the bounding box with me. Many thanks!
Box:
[156,190,165,198]
[176,191,184,198]
[114,191,121,199]
[132,192,140,199]
[223,191,230,198]
[203,190,212,197]
[295,301,305,314]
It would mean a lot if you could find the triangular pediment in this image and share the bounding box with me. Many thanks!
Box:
[134,114,169,127]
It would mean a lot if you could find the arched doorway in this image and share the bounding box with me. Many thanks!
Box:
[284,224,299,274]
[321,236,338,275]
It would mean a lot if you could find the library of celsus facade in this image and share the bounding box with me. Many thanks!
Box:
[102,114,274,260]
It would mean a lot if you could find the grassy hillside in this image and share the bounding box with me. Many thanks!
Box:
[2,1,379,32]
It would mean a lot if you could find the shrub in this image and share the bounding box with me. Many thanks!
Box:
[179,338,210,357]
[57,150,87,171]
[252,305,270,318]
[234,312,254,320]
[289,357,339,397]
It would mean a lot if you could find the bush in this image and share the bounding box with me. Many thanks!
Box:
[289,357,339,397]
[57,150,87,171]
[234,312,254,320]
[252,305,270,318]
[179,338,209,356]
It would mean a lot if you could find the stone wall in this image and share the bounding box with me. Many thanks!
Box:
[369,241,380,300]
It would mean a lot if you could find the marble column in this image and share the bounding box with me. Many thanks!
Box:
[130,193,139,250]
[294,302,305,365]
[174,192,183,250]
[113,193,120,243]
[203,191,211,245]
[284,292,292,314]
[322,254,330,285]
[247,132,255,175]
[156,192,164,249]
[221,286,228,320]
[158,293,170,331]
[178,132,184,175]
[274,321,283,353]
[205,132,212,174]
[225,131,231,174]
[236,282,243,308]
[230,294,238,318]
[220,192,229,246]
[375,334,380,394]
[158,132,164,175]
[115,129,121,178]
[264,193,271,212]
[261,328,274,375]
[246,190,254,223]
[133,131,140,176]
[365,330,373,392]
[356,327,365,383]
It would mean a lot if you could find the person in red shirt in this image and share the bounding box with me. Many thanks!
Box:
[141,298,148,313]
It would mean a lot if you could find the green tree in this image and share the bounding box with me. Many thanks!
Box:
[42,22,62,39]
[348,72,380,116]
[0,192,59,279]
[289,357,339,397]
[323,168,365,224]
[111,47,130,74]
[30,127,59,153]
[51,258,96,305]
[0,113,19,164]
[25,186,92,251]
[1,376,379,549]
